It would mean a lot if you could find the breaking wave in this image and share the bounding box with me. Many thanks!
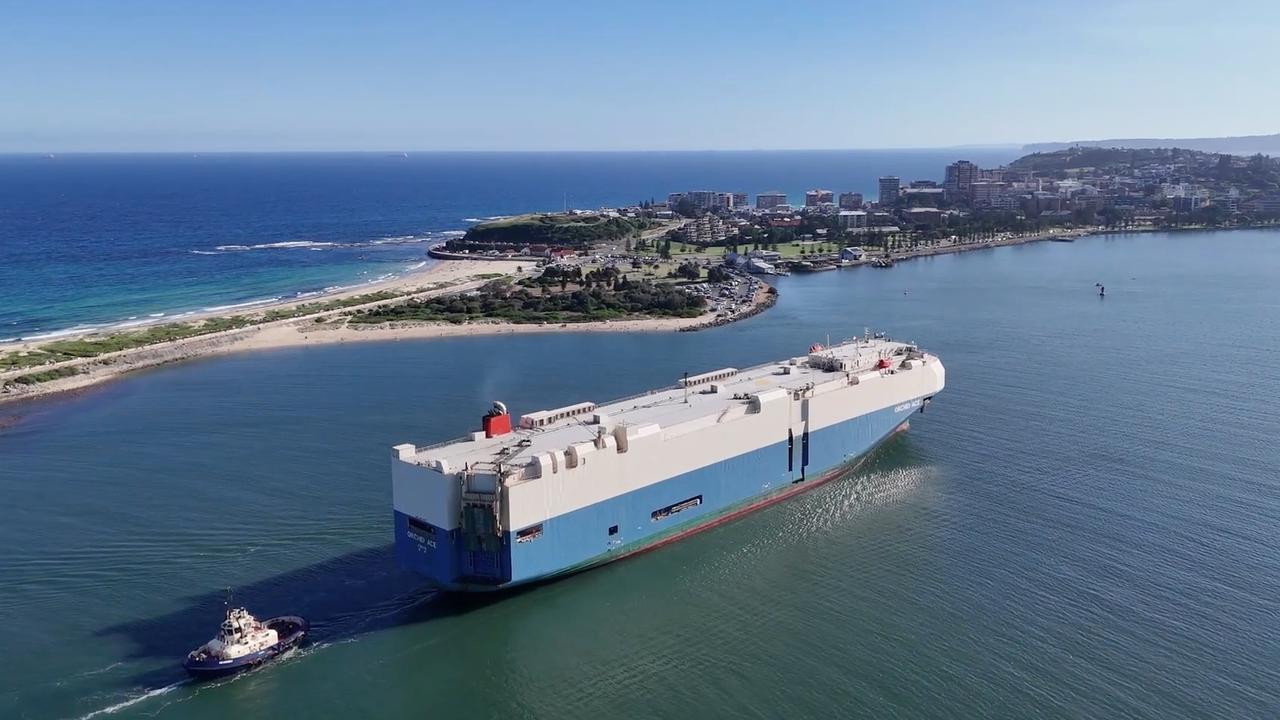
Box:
[200,297,285,314]
[195,233,450,255]
[214,241,338,251]
[21,325,107,341]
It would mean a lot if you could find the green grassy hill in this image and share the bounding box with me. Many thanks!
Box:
[451,213,656,249]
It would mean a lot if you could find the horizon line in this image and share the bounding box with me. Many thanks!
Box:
[5,132,1276,156]
[0,145,1031,156]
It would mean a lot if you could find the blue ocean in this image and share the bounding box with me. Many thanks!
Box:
[0,150,1017,339]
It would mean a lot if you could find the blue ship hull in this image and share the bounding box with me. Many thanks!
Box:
[184,647,282,678]
[395,400,926,591]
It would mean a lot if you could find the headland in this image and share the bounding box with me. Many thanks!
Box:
[6,145,1278,406]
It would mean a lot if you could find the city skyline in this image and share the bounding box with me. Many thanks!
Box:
[3,0,1277,153]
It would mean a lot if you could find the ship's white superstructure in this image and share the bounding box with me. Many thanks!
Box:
[199,608,278,660]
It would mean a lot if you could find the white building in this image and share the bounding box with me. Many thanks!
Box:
[837,210,868,229]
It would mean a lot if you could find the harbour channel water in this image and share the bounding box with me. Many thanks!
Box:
[1,229,1279,718]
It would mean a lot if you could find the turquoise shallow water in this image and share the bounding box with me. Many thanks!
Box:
[2,230,1279,719]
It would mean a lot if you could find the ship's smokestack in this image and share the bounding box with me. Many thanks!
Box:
[482,401,512,438]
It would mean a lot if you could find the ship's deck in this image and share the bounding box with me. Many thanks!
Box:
[403,337,925,475]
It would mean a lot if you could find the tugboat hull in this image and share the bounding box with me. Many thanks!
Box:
[183,616,308,678]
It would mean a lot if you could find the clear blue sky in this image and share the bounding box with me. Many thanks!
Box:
[2,0,1275,152]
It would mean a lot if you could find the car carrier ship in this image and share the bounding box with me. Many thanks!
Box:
[391,333,944,591]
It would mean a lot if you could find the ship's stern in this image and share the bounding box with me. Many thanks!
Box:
[391,444,512,591]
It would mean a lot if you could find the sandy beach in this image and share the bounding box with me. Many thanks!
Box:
[0,312,710,407]
[235,314,706,351]
[0,259,523,349]
[0,258,725,406]
[0,259,517,401]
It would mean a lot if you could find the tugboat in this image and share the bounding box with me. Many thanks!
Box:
[183,593,308,678]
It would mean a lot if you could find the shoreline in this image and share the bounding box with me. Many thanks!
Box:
[0,259,519,404]
[0,258,745,407]
[3,222,1273,408]
[863,221,1280,266]
[0,314,714,408]
[885,226,1091,261]
[1,255,455,346]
